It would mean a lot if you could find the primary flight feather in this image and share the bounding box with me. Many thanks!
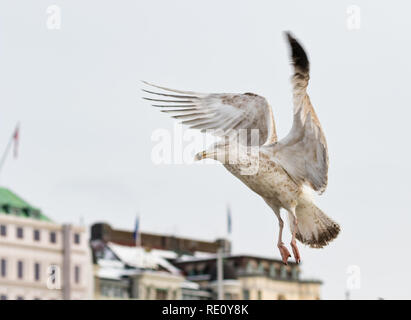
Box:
[143,32,340,264]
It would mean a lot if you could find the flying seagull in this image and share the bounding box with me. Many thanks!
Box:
[142,32,340,264]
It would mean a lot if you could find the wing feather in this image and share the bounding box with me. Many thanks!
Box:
[273,32,329,194]
[142,82,277,146]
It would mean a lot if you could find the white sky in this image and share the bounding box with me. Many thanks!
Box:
[1,0,410,299]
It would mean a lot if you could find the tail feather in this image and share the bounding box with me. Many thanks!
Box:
[290,199,340,248]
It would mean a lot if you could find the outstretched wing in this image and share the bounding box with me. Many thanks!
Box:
[142,81,277,146]
[273,32,329,194]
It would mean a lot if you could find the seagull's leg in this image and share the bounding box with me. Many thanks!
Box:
[273,207,291,265]
[289,207,301,264]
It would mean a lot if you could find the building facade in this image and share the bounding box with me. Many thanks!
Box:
[91,222,322,300]
[0,187,93,300]
[175,255,322,300]
[91,222,230,255]
[92,241,188,300]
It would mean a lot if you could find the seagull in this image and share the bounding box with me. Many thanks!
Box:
[142,32,340,264]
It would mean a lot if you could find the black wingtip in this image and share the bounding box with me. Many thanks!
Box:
[283,31,293,41]
[284,31,309,73]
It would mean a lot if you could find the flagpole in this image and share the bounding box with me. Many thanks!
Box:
[216,204,231,301]
[0,123,19,177]
[217,247,224,300]
[134,214,141,247]
[226,203,232,253]
[0,132,15,177]
[137,215,141,247]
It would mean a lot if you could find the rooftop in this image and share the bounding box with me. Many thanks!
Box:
[107,242,182,275]
[0,187,52,222]
[174,253,298,266]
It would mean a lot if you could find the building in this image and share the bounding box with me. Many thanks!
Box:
[0,187,93,300]
[91,222,321,300]
[174,254,321,300]
[92,240,187,300]
[91,222,230,255]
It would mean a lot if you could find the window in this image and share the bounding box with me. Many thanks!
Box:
[74,265,80,284]
[101,285,109,297]
[291,267,299,280]
[101,285,107,297]
[115,287,123,298]
[257,290,262,300]
[0,295,7,300]
[16,227,24,239]
[16,296,24,300]
[74,233,80,244]
[155,289,167,300]
[1,259,6,277]
[269,264,277,278]
[224,293,233,300]
[48,265,59,287]
[280,266,287,279]
[257,262,265,274]
[33,230,40,241]
[22,208,31,217]
[50,232,56,243]
[243,289,250,300]
[246,261,254,273]
[17,260,24,279]
[0,225,6,236]
[34,263,40,281]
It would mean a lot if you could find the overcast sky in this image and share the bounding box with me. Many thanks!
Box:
[1,0,411,299]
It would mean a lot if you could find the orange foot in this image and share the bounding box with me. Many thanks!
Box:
[290,240,301,264]
[277,243,291,265]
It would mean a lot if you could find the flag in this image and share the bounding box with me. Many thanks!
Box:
[13,124,19,159]
[133,215,140,245]
[227,205,232,235]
